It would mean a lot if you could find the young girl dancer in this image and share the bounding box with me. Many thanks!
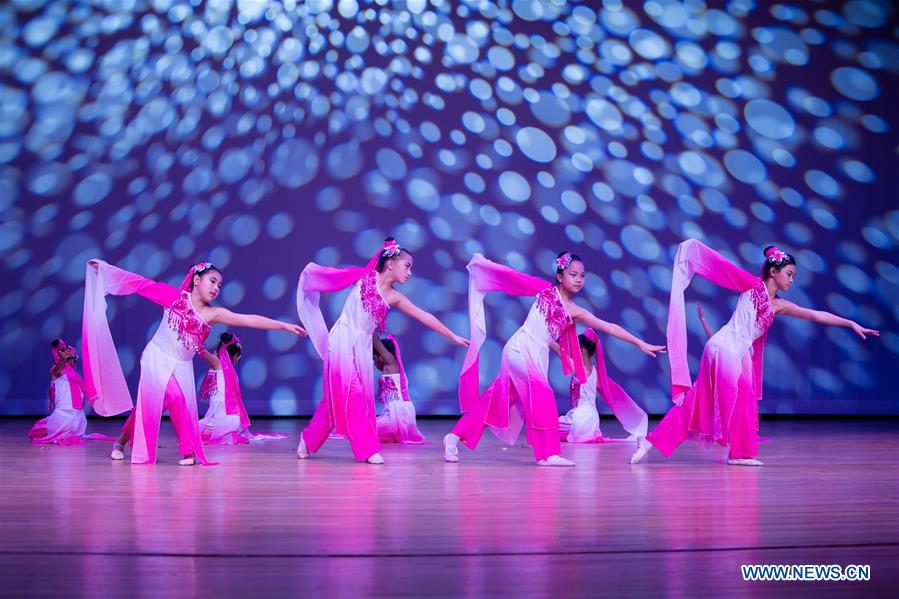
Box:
[27,339,115,445]
[631,240,879,466]
[296,237,468,464]
[373,333,426,444]
[197,333,289,445]
[444,252,665,466]
[557,329,649,443]
[85,260,305,465]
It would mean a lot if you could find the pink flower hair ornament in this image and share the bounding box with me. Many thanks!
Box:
[554,252,573,271]
[381,240,402,258]
[765,247,788,264]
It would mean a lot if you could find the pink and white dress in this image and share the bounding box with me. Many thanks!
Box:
[82,261,213,465]
[376,373,425,444]
[454,255,586,461]
[27,374,114,445]
[198,368,288,445]
[647,239,775,460]
[297,253,390,461]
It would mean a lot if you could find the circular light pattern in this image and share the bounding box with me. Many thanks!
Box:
[831,66,879,101]
[724,150,767,185]
[73,172,113,207]
[498,171,531,203]
[1,0,895,418]
[804,169,843,198]
[744,99,796,139]
[515,127,556,163]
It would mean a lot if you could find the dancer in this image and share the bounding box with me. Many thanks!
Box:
[444,252,665,466]
[373,333,426,444]
[296,237,467,464]
[27,339,115,445]
[197,333,289,445]
[85,260,305,465]
[557,329,649,443]
[631,240,879,466]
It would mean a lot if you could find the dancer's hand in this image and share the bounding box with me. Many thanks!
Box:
[696,303,705,319]
[283,323,308,336]
[850,322,879,339]
[452,334,470,348]
[639,342,666,357]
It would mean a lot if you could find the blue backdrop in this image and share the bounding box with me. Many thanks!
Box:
[2,0,897,416]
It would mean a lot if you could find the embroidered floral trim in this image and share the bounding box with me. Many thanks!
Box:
[750,279,775,343]
[360,270,389,332]
[535,286,573,342]
[378,375,400,405]
[569,378,581,409]
[167,292,211,355]
[198,371,218,402]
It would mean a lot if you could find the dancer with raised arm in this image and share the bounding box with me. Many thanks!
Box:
[296,238,467,464]
[631,240,879,466]
[445,252,664,466]
[85,260,305,465]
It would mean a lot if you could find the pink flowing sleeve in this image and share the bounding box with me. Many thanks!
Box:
[221,346,250,428]
[81,260,179,416]
[458,254,550,413]
[64,366,89,411]
[584,329,648,438]
[668,239,758,403]
[295,262,370,360]
[558,325,586,385]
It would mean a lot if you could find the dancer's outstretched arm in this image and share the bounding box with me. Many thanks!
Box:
[386,291,469,347]
[208,308,307,336]
[568,305,665,357]
[775,300,879,339]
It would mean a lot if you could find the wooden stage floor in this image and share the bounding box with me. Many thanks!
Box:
[1,418,897,598]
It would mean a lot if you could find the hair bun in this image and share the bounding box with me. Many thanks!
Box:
[384,236,395,243]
